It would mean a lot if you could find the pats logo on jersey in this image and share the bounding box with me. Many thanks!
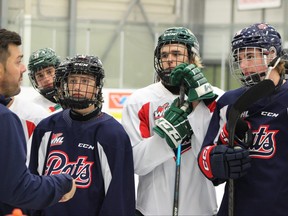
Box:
[154,102,169,119]
[50,133,64,146]
[249,125,278,159]
[45,150,94,188]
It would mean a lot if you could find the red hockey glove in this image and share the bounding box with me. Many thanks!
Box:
[198,144,251,180]
[218,118,253,149]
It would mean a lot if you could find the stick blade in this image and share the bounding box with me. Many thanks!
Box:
[228,79,275,147]
[233,79,275,113]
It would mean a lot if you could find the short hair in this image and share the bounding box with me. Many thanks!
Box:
[0,29,21,64]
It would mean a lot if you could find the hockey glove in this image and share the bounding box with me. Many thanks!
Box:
[170,63,216,102]
[218,118,253,149]
[198,144,251,180]
[153,97,193,149]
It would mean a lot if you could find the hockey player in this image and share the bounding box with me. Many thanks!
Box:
[28,54,135,216]
[0,28,76,215]
[122,27,224,215]
[198,23,288,215]
[28,48,62,113]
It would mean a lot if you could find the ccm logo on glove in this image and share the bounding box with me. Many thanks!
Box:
[198,144,251,180]
[155,118,182,143]
[198,145,214,179]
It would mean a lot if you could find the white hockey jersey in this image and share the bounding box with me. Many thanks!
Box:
[9,96,49,142]
[122,81,224,215]
[31,94,62,113]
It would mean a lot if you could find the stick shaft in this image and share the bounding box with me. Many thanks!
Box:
[227,79,276,216]
[173,84,185,216]
[173,144,181,216]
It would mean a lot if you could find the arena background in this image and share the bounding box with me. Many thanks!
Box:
[3,0,284,210]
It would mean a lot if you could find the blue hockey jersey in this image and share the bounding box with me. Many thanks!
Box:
[202,81,288,215]
[0,100,73,215]
[28,109,135,216]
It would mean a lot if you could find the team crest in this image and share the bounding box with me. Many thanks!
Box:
[154,102,169,119]
[45,150,94,188]
[50,133,64,146]
[249,125,278,159]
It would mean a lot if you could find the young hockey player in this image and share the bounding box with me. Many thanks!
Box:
[28,48,62,113]
[198,23,288,215]
[0,28,76,215]
[28,54,135,216]
[122,26,224,215]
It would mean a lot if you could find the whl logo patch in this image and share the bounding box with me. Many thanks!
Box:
[50,133,64,146]
[154,102,169,119]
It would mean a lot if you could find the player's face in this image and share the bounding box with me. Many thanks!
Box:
[67,74,97,101]
[0,44,26,97]
[160,43,189,70]
[237,48,269,76]
[35,66,55,89]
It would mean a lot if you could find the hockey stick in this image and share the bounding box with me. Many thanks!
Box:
[172,84,185,216]
[173,142,182,216]
[227,79,275,216]
[227,57,280,216]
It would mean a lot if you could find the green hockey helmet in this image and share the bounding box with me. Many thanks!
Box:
[28,48,60,103]
[154,27,200,85]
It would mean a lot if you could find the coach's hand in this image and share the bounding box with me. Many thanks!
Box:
[171,63,216,102]
[59,179,77,202]
[153,97,193,149]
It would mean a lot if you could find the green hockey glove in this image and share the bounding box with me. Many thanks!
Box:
[153,97,193,149]
[171,63,216,102]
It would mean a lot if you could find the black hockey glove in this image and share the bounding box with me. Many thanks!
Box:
[218,118,253,149]
[198,144,251,180]
[153,97,193,149]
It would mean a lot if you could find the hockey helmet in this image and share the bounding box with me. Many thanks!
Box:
[55,54,105,110]
[28,48,60,102]
[230,23,283,86]
[154,27,200,86]
[231,23,282,55]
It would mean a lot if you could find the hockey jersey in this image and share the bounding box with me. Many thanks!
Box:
[28,110,135,216]
[202,81,288,216]
[122,81,224,215]
[9,96,49,141]
[31,94,62,113]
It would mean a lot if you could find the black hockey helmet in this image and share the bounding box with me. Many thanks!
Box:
[55,54,105,110]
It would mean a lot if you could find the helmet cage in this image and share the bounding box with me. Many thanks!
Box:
[230,47,270,86]
[55,55,105,110]
[154,27,200,86]
[230,23,282,87]
[28,48,60,102]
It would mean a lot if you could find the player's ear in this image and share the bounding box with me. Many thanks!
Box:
[268,47,277,60]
